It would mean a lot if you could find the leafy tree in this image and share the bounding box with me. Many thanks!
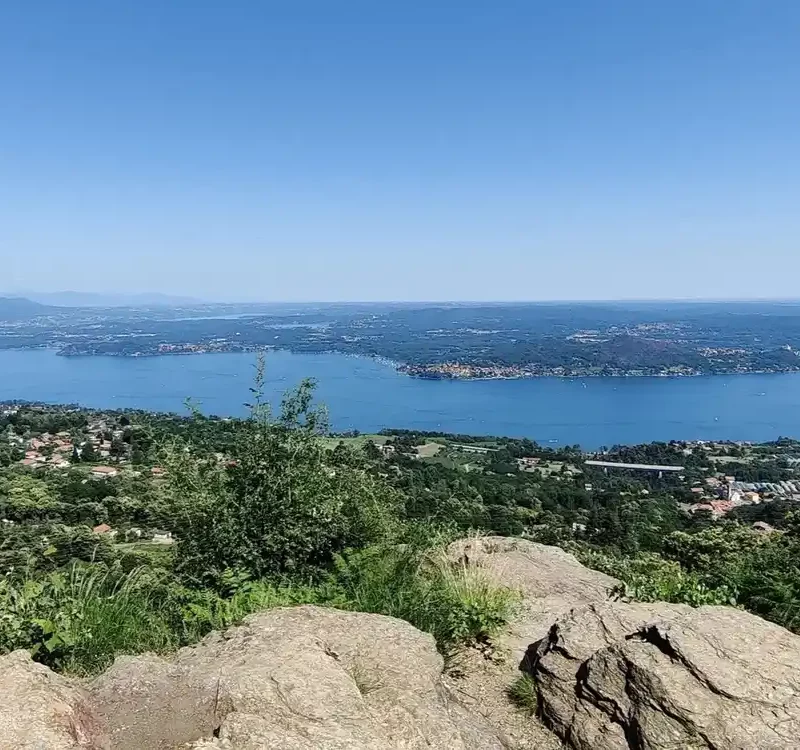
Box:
[109,437,126,458]
[167,376,400,587]
[80,441,99,463]
[1,476,64,522]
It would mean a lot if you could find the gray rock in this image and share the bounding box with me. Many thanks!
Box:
[446,536,618,749]
[88,605,504,749]
[528,601,800,749]
[89,654,226,749]
[0,650,108,750]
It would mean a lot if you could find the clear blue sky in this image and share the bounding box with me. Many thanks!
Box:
[2,1,798,302]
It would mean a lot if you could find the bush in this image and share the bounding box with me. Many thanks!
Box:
[577,549,737,607]
[326,538,519,657]
[166,378,402,587]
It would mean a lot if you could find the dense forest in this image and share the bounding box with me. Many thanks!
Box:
[2,378,800,676]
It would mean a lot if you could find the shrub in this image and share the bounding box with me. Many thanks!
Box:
[166,378,402,587]
[577,549,737,607]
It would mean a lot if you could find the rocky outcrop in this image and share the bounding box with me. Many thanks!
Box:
[445,536,619,749]
[448,537,800,750]
[527,601,800,749]
[7,538,800,750]
[0,606,504,750]
[448,537,618,660]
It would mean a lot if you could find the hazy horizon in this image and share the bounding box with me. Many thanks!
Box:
[6,289,800,307]
[3,2,799,301]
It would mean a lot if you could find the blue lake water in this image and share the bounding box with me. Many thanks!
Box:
[1,349,799,448]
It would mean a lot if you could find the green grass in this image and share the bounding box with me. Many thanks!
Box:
[0,567,179,675]
[319,434,388,450]
[1,536,519,676]
[327,540,520,659]
[415,442,443,459]
[506,674,538,714]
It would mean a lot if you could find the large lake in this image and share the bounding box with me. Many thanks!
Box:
[1,349,799,448]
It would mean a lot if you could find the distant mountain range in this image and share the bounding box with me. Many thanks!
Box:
[1,291,204,308]
[0,296,55,320]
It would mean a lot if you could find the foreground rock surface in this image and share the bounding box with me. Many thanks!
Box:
[445,537,619,749]
[0,650,106,749]
[447,537,800,750]
[528,601,800,749]
[0,606,504,749]
[6,538,800,749]
[448,537,618,661]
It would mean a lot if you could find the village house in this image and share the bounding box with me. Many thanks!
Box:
[152,529,174,544]
[92,523,117,538]
[709,500,734,518]
[90,466,119,479]
[728,489,744,505]
[688,499,735,519]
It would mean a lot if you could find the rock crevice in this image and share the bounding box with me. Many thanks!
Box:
[527,601,800,750]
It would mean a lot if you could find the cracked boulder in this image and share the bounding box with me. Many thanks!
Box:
[526,601,800,749]
[0,650,108,749]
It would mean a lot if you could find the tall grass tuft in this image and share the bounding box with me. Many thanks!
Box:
[506,674,538,714]
[0,566,178,675]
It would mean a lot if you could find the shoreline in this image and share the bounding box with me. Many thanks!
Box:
[6,345,800,380]
[399,367,800,381]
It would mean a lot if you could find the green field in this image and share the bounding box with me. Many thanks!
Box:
[319,434,389,450]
